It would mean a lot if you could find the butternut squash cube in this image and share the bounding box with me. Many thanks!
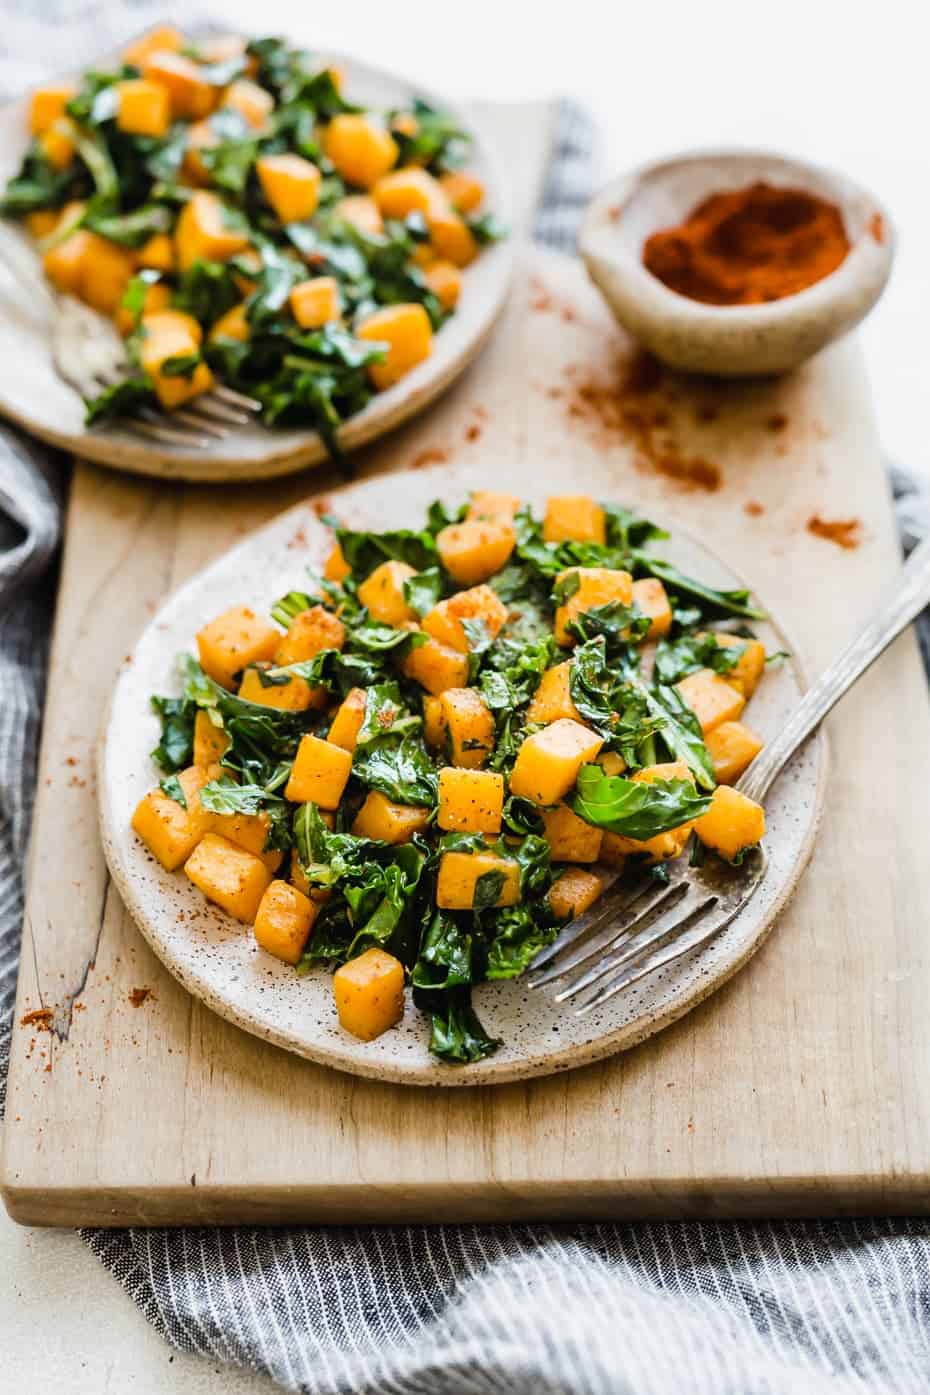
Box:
[80,235,136,316]
[554,567,634,646]
[437,849,520,910]
[142,50,218,120]
[253,879,318,964]
[435,520,515,586]
[114,279,170,337]
[137,232,174,273]
[131,765,212,870]
[184,832,272,923]
[712,632,767,698]
[289,275,340,328]
[238,663,316,712]
[333,947,406,1041]
[123,24,184,66]
[543,495,606,544]
[694,785,765,861]
[285,733,353,808]
[43,229,91,295]
[428,207,478,267]
[466,491,521,524]
[602,761,696,863]
[327,688,367,751]
[257,153,321,224]
[357,559,417,626]
[174,191,250,273]
[437,767,504,833]
[597,750,627,777]
[139,307,214,410]
[208,301,250,343]
[182,118,218,185]
[193,709,229,768]
[526,662,580,725]
[323,541,352,583]
[196,604,280,689]
[274,605,345,665]
[676,668,746,734]
[632,577,672,640]
[26,209,61,239]
[705,721,764,785]
[402,635,470,695]
[599,833,628,869]
[207,805,283,873]
[352,790,431,844]
[334,194,384,236]
[548,866,604,919]
[116,79,170,137]
[29,83,76,134]
[324,114,398,189]
[39,125,75,171]
[423,259,462,310]
[509,718,603,805]
[439,169,484,214]
[223,79,274,130]
[422,583,508,653]
[422,695,448,750]
[357,303,433,390]
[373,166,447,219]
[540,803,602,863]
[439,687,494,768]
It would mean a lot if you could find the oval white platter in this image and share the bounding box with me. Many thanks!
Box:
[99,465,826,1086]
[0,51,513,482]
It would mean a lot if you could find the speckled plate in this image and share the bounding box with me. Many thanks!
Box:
[98,466,826,1085]
[0,49,513,482]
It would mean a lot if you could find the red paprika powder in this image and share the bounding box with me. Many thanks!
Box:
[642,182,850,306]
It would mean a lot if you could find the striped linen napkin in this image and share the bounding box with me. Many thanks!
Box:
[2,4,930,1392]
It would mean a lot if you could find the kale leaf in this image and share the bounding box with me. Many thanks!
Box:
[572,764,712,840]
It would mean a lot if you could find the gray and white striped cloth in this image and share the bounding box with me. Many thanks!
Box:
[3,4,930,1392]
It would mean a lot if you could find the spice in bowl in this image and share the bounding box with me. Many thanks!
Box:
[642,182,850,306]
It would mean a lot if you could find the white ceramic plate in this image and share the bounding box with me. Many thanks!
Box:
[99,466,826,1085]
[0,51,513,482]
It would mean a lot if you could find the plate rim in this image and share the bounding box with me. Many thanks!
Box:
[0,42,515,482]
[97,473,828,1087]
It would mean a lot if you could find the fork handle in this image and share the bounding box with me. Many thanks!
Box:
[738,533,930,803]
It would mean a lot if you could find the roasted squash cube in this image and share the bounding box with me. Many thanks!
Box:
[543,495,606,544]
[208,301,250,343]
[439,687,494,769]
[253,880,318,964]
[599,833,628,869]
[554,567,634,646]
[422,695,448,750]
[223,79,274,130]
[324,114,398,189]
[26,208,61,239]
[137,231,175,272]
[323,541,352,583]
[548,866,604,919]
[184,832,272,923]
[142,49,218,120]
[334,194,384,236]
[39,124,75,171]
[632,577,672,639]
[196,604,280,689]
[275,605,345,666]
[526,662,581,725]
[422,583,508,653]
[466,491,521,524]
[423,259,462,310]
[439,169,484,213]
[238,663,316,712]
[114,279,171,336]
[285,734,352,808]
[705,721,764,784]
[207,805,283,873]
[437,850,520,910]
[695,785,765,861]
[80,234,136,316]
[373,166,446,219]
[352,790,431,844]
[603,761,696,863]
[29,83,76,134]
[402,635,470,695]
[182,117,218,185]
[676,668,746,734]
[357,303,433,390]
[509,718,603,805]
[333,947,406,1041]
[139,307,214,409]
[428,207,478,266]
[436,520,515,586]
[327,688,367,751]
[713,633,767,698]
[437,767,504,833]
[43,229,91,295]
[257,153,321,224]
[289,275,340,329]
[357,559,417,626]
[174,191,250,272]
[131,765,212,870]
[116,78,170,137]
[541,803,602,862]
[193,709,229,768]
[123,24,184,66]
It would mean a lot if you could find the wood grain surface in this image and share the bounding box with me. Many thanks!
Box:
[5,102,930,1226]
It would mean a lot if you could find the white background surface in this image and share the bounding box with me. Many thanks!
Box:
[2,1,927,1390]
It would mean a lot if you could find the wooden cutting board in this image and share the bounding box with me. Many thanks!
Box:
[5,105,930,1226]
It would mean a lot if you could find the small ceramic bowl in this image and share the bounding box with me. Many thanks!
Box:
[579,148,895,376]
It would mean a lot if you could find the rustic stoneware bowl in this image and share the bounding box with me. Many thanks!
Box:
[579,149,894,376]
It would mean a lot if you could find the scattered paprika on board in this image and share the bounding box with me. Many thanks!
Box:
[642,182,850,306]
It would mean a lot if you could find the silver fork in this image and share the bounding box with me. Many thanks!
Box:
[52,295,261,449]
[530,532,930,1015]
